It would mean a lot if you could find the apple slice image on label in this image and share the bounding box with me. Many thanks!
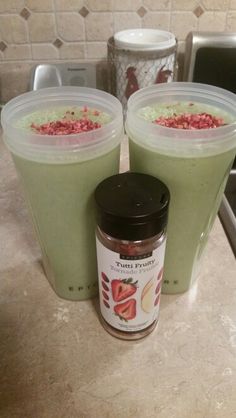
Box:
[141,278,155,313]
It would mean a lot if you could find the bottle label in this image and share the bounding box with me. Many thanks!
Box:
[96,236,166,333]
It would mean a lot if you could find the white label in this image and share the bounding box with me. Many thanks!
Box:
[96,237,166,333]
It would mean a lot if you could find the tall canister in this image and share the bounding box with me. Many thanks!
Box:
[108,29,177,108]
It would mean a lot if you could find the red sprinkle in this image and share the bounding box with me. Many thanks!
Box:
[153,112,225,130]
[31,118,101,135]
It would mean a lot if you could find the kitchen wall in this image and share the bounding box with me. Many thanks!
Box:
[0,0,236,101]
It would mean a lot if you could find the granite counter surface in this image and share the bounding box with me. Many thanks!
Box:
[0,134,236,418]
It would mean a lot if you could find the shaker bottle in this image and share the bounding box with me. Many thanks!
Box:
[1,87,123,300]
[95,172,170,340]
[126,82,236,293]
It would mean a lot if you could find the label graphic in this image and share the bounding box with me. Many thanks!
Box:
[115,54,176,108]
[96,238,166,332]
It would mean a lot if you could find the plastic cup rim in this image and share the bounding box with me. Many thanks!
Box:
[1,86,123,150]
[126,82,236,143]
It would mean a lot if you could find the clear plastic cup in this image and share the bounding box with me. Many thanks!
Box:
[126,82,236,294]
[1,86,123,300]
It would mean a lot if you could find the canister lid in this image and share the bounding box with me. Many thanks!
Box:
[114,29,176,51]
[95,172,170,241]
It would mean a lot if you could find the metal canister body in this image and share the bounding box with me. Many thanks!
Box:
[108,32,177,108]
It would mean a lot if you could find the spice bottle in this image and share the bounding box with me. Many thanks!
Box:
[95,172,170,340]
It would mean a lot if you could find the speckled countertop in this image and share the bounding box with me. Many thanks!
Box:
[1,133,236,418]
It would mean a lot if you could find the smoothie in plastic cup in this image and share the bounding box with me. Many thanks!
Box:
[126,82,236,294]
[1,87,123,300]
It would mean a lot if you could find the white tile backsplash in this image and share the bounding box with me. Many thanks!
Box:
[0,0,234,101]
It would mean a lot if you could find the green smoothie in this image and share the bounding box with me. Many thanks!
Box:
[1,87,123,300]
[128,100,236,293]
[13,145,120,300]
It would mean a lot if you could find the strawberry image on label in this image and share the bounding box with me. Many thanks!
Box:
[101,272,109,283]
[102,290,109,301]
[102,281,109,292]
[157,267,163,282]
[155,280,162,295]
[103,300,110,309]
[154,293,160,306]
[111,278,137,302]
[114,299,136,321]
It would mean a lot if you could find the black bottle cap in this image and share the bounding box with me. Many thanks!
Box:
[95,172,170,241]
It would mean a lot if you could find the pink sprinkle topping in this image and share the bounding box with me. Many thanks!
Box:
[153,113,225,130]
[31,118,101,135]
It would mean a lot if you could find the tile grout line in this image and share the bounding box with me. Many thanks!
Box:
[52,0,60,60]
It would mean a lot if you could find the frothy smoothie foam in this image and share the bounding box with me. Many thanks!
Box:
[2,87,123,300]
[138,101,230,127]
[126,83,236,294]
[18,106,112,133]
